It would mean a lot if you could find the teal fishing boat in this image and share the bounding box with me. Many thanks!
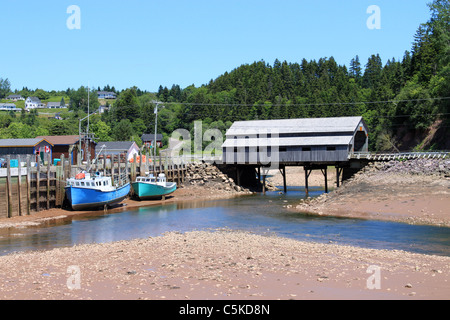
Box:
[132,173,177,200]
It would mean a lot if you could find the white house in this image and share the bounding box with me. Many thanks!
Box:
[6,94,25,101]
[97,91,117,99]
[25,97,44,111]
[0,103,21,112]
[46,102,64,109]
[95,141,140,162]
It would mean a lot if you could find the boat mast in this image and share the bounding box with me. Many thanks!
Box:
[152,100,164,174]
[86,83,90,168]
[77,83,93,169]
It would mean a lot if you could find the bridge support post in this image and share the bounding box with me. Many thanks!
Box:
[262,174,266,195]
[336,166,343,188]
[279,165,287,193]
[304,167,311,195]
[321,167,328,194]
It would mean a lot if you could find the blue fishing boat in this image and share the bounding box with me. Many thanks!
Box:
[65,172,130,210]
[132,173,177,200]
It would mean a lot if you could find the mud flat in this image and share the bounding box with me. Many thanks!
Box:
[0,229,448,300]
[293,159,450,227]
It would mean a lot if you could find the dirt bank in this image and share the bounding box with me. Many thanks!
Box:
[0,229,448,300]
[294,159,450,226]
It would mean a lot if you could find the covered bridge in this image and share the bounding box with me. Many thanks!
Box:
[221,116,369,193]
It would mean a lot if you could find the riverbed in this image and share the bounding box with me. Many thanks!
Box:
[0,187,449,257]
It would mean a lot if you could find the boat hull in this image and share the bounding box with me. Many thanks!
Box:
[132,182,177,200]
[65,183,131,210]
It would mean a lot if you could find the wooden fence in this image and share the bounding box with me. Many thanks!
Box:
[0,153,187,219]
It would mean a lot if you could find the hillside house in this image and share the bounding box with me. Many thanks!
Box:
[97,91,117,99]
[141,133,163,149]
[6,94,24,101]
[95,141,140,162]
[0,103,21,112]
[46,102,65,109]
[25,97,44,111]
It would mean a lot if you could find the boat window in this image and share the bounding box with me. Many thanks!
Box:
[80,182,85,186]
[75,182,80,186]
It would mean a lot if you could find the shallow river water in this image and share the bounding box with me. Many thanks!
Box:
[0,187,449,256]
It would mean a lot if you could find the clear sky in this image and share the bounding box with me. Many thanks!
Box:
[1,0,431,92]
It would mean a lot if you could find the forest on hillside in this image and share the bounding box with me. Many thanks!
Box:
[0,0,448,152]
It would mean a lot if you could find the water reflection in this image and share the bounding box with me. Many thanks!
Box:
[0,188,449,257]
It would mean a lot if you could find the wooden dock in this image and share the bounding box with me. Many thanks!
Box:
[0,153,187,219]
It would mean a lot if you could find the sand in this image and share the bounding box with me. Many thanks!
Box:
[0,229,448,300]
[0,163,449,300]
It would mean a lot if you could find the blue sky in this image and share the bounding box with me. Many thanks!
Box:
[1,0,431,92]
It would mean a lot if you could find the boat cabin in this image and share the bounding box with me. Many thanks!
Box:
[135,173,168,185]
[66,172,114,191]
[136,174,156,183]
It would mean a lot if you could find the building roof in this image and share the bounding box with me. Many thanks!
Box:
[46,102,61,107]
[0,138,53,148]
[95,141,138,153]
[141,133,163,141]
[26,97,41,103]
[226,116,365,136]
[36,135,81,146]
[7,94,23,98]
[222,116,368,149]
[97,91,117,96]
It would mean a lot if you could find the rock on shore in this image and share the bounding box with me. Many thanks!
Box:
[184,162,253,194]
[357,158,450,177]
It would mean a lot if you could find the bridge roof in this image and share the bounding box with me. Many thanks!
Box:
[226,116,364,136]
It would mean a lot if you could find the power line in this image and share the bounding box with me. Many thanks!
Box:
[161,96,450,108]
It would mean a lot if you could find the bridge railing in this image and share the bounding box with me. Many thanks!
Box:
[349,151,450,161]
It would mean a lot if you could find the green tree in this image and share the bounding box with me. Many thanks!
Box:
[112,119,134,141]
[0,77,11,99]
[349,55,362,84]
[34,89,50,100]
[91,120,112,142]
[363,54,383,90]
[113,87,140,123]
[68,86,99,112]
[6,122,33,138]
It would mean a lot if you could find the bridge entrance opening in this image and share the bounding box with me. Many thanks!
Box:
[354,131,367,152]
